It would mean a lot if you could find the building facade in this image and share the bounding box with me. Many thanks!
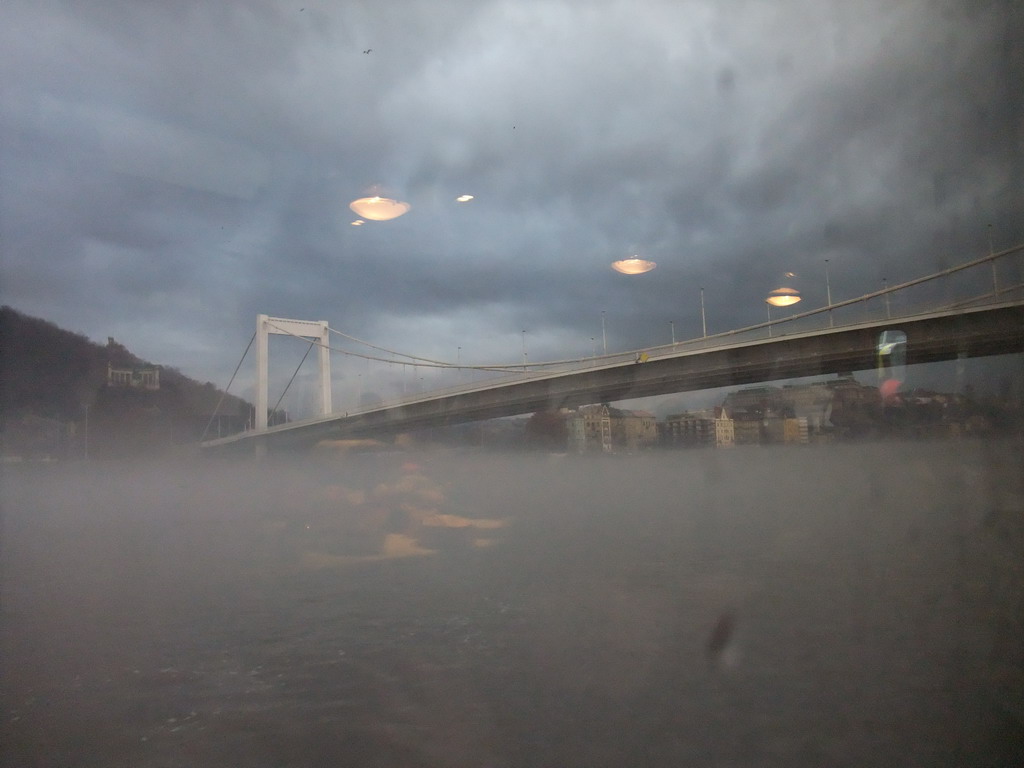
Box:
[662,408,734,448]
[107,363,160,390]
[567,404,612,453]
[611,408,658,452]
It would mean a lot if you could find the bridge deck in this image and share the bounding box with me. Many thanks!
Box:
[201,301,1024,453]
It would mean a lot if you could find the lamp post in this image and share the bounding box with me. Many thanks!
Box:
[521,330,527,371]
[700,287,707,338]
[601,311,607,354]
[883,277,891,319]
[824,259,833,328]
[766,302,773,337]
[670,320,676,345]
[988,223,998,296]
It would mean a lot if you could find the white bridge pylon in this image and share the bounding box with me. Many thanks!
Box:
[255,314,332,432]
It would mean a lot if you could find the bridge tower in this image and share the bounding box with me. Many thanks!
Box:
[255,314,332,431]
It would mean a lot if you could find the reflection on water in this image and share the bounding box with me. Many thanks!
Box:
[293,462,507,567]
[2,442,1022,766]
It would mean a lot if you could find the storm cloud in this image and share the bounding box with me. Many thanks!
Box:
[2,0,1021,411]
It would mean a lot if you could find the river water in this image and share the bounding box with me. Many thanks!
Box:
[2,441,1022,766]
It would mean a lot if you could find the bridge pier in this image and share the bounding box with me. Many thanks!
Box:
[255,315,332,431]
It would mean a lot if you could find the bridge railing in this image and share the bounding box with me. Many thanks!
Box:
[354,245,1024,416]
[645,243,1024,356]
[251,244,1024,428]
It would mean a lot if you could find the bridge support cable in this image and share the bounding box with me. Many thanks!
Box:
[287,323,531,372]
[327,325,452,368]
[326,325,580,371]
[326,324,608,372]
[200,329,256,442]
[269,338,316,425]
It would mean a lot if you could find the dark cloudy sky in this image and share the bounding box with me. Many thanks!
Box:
[2,0,1021,413]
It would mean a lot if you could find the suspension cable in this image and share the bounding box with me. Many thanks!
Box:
[200,329,256,442]
[325,324,596,370]
[270,338,315,422]
[266,321,513,371]
[327,326,448,365]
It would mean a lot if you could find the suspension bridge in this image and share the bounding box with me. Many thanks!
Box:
[201,245,1024,453]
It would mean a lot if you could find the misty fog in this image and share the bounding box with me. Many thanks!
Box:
[3,441,1022,766]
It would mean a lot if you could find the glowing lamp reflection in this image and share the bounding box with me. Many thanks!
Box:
[765,287,801,306]
[349,196,411,221]
[611,256,657,274]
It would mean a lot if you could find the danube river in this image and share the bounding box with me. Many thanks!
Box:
[2,441,1022,766]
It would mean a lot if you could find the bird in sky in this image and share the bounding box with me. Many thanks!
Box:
[363,48,372,54]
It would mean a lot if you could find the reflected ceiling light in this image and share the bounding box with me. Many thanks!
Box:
[349,194,410,221]
[350,219,364,226]
[456,194,474,202]
[765,288,801,306]
[765,272,801,306]
[611,254,657,274]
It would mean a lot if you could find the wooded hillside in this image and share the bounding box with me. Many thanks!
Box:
[0,306,252,458]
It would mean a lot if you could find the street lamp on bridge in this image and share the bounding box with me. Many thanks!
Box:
[825,260,834,327]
